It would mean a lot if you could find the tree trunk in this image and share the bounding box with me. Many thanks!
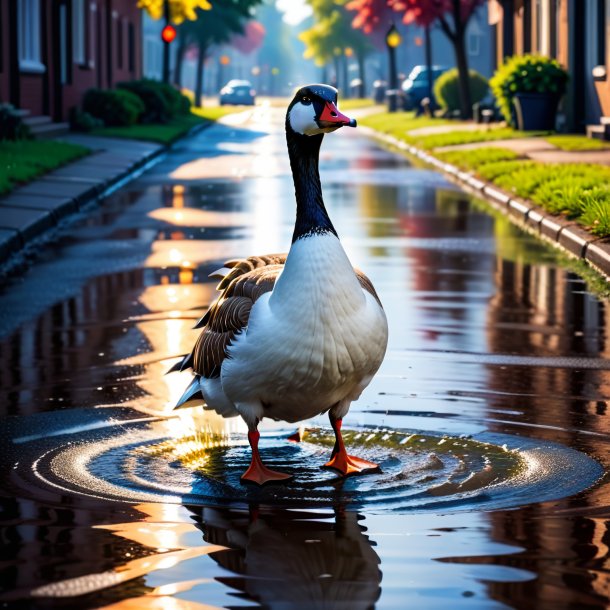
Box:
[321,65,328,84]
[341,54,349,98]
[194,45,206,108]
[357,51,366,98]
[453,32,472,119]
[332,57,340,90]
[173,34,186,87]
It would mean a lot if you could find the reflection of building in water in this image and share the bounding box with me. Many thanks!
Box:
[482,225,610,609]
[190,505,382,609]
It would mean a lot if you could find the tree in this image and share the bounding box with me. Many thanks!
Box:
[139,0,212,85]
[177,0,263,105]
[392,0,484,118]
[347,0,485,118]
[230,20,266,55]
[301,0,374,96]
[138,0,211,23]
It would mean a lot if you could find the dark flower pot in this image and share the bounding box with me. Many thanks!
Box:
[513,92,560,131]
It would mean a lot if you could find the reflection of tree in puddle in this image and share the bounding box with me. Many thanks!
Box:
[482,208,610,609]
[190,505,382,610]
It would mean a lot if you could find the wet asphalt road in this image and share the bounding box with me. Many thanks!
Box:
[1,103,610,609]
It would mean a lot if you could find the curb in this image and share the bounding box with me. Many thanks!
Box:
[359,126,610,281]
[0,121,212,270]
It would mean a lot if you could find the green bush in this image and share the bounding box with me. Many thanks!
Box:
[151,80,191,115]
[0,104,30,140]
[490,55,569,125]
[69,107,104,132]
[434,68,489,113]
[118,78,191,122]
[117,79,172,123]
[82,88,144,126]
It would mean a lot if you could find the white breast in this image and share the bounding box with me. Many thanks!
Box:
[220,234,388,423]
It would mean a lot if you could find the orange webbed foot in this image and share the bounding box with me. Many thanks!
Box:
[323,452,380,476]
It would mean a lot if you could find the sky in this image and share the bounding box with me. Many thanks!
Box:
[276,0,312,25]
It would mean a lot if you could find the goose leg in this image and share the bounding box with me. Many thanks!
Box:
[241,428,292,485]
[324,415,379,476]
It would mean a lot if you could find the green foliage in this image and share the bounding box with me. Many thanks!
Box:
[546,135,610,151]
[83,88,144,126]
[413,128,547,150]
[435,147,519,171]
[579,187,610,237]
[68,107,104,132]
[490,54,569,124]
[474,159,534,181]
[0,140,89,194]
[0,104,29,141]
[116,79,192,123]
[434,68,489,113]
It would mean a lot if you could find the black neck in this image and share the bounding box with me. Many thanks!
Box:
[286,125,337,243]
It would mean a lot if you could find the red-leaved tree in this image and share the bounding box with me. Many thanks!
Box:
[392,0,484,118]
[230,21,266,55]
[348,0,485,118]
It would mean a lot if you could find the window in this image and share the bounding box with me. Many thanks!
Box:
[88,2,96,68]
[128,22,135,72]
[116,18,123,69]
[73,0,86,64]
[18,0,44,73]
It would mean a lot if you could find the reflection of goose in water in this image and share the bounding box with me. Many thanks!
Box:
[189,505,382,609]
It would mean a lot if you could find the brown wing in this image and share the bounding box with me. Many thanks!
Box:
[191,255,286,378]
[181,254,382,379]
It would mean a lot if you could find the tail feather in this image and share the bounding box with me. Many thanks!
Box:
[175,376,204,409]
[165,352,194,375]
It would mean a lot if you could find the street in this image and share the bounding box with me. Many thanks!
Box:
[2,102,610,609]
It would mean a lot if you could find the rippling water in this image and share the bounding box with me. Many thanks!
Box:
[2,105,610,609]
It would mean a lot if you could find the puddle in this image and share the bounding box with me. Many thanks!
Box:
[2,105,610,609]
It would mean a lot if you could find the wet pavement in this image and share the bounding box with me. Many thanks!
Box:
[1,103,610,609]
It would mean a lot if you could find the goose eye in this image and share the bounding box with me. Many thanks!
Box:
[301,96,311,104]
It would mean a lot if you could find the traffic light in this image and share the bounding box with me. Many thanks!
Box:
[161,24,177,44]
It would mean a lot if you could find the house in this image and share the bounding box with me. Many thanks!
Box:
[0,0,142,124]
[488,0,609,136]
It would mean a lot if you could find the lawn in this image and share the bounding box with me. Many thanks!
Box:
[0,140,89,196]
[360,111,547,150]
[435,147,610,238]
[339,98,376,110]
[545,134,610,151]
[91,106,246,144]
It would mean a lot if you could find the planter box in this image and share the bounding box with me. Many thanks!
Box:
[513,92,559,131]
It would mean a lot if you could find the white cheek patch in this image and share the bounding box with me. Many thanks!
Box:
[289,102,323,135]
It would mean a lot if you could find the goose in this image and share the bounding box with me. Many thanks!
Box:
[170,84,389,485]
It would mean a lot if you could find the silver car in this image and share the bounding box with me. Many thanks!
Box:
[219,80,256,106]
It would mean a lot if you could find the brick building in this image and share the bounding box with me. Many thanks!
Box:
[0,0,142,122]
[489,0,609,134]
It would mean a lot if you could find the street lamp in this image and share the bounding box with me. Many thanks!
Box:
[385,24,402,113]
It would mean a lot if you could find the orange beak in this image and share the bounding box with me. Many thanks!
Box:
[319,101,357,127]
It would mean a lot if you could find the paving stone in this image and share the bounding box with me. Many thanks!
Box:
[557,225,600,258]
[585,239,610,275]
[0,193,77,220]
[483,185,510,207]
[540,215,573,242]
[526,207,545,232]
[0,206,55,241]
[0,228,21,260]
[48,165,117,181]
[508,198,532,222]
[14,178,98,204]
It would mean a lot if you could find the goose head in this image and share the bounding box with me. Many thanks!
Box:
[286,84,357,136]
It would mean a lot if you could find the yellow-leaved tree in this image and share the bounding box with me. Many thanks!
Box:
[138,0,211,23]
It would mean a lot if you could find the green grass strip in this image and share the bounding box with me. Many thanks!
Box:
[546,135,610,151]
[0,139,89,196]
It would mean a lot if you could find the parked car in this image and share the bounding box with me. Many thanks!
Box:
[219,80,256,106]
[401,66,448,111]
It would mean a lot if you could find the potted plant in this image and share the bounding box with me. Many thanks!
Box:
[490,54,568,131]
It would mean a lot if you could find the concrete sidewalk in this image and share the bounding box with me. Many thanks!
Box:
[0,134,164,266]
